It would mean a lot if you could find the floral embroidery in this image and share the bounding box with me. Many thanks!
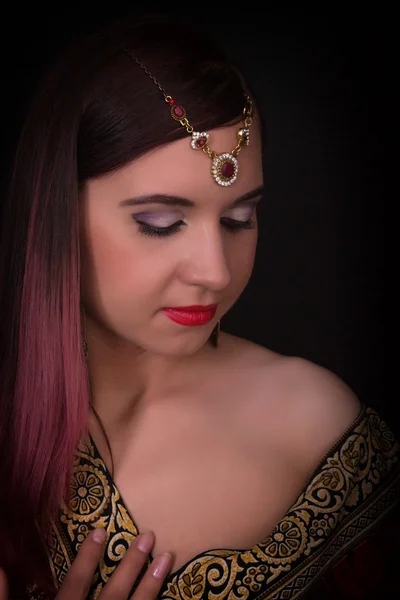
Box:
[37,407,399,600]
[309,516,333,538]
[258,517,306,562]
[70,469,105,515]
[242,564,268,593]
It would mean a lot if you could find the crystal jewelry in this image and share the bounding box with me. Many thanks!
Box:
[124,50,254,186]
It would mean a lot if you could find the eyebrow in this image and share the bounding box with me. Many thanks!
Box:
[119,185,264,209]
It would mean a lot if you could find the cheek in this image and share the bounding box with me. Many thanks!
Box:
[81,221,171,311]
[81,217,145,314]
[85,232,131,288]
[229,231,258,288]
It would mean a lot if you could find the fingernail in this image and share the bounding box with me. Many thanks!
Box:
[136,532,154,553]
[92,527,106,544]
[151,553,172,579]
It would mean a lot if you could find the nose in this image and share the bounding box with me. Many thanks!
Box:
[178,223,232,291]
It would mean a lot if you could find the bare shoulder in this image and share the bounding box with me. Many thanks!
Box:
[219,333,362,471]
[261,352,361,470]
[273,354,360,428]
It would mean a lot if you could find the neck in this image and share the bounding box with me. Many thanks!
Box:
[84,314,212,431]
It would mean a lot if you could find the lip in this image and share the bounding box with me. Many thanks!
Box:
[166,304,218,312]
[162,304,218,326]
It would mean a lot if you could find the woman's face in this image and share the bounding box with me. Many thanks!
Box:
[80,120,264,357]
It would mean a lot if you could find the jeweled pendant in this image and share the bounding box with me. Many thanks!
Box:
[191,131,209,150]
[211,153,239,186]
[170,104,186,120]
[238,128,250,146]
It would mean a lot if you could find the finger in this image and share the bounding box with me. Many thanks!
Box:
[56,527,107,600]
[0,569,9,600]
[131,552,172,600]
[99,532,155,599]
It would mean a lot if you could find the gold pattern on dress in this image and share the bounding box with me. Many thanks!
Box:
[41,407,400,600]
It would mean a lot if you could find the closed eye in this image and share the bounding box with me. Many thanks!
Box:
[220,217,256,233]
[133,217,256,238]
[135,220,185,238]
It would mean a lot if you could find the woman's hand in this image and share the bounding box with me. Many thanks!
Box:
[0,528,172,600]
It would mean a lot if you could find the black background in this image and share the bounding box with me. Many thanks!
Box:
[1,8,391,429]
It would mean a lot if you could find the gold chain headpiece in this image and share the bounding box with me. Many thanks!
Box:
[124,50,254,186]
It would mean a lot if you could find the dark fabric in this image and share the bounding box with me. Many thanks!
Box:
[304,503,400,599]
[27,405,400,599]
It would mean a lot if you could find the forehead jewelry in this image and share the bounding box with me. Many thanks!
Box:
[125,51,254,186]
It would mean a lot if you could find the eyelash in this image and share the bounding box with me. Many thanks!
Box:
[135,218,256,238]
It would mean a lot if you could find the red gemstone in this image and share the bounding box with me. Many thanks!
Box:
[197,138,206,147]
[172,105,185,118]
[168,97,175,106]
[221,161,235,178]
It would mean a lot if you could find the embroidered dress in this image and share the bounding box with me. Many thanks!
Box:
[27,406,400,599]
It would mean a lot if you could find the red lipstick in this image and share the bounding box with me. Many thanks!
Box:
[162,304,217,326]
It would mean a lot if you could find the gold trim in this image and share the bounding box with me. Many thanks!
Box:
[42,407,399,600]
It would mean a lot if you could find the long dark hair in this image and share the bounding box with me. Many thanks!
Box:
[0,14,250,597]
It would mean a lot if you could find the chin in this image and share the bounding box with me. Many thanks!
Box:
[145,330,214,358]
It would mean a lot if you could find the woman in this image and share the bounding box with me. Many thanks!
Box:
[0,14,398,600]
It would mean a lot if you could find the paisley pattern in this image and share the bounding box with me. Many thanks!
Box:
[35,406,399,599]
